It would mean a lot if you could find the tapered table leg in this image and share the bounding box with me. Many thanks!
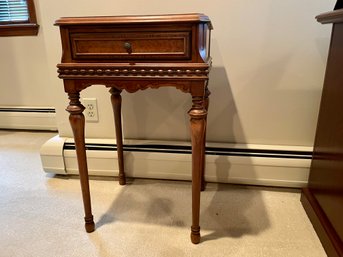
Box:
[110,88,126,185]
[67,92,95,233]
[189,95,207,244]
[200,87,210,191]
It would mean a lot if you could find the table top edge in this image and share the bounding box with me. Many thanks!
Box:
[54,13,212,27]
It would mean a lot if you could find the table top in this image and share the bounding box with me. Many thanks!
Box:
[55,13,212,29]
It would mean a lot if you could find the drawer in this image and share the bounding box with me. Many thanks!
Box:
[70,31,191,61]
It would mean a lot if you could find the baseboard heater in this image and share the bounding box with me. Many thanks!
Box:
[41,136,312,188]
[0,106,57,131]
[64,142,312,159]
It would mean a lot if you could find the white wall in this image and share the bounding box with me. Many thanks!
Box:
[0,0,336,146]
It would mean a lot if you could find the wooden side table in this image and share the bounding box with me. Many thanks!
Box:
[55,14,212,244]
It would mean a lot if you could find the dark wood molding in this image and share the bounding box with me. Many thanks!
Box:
[316,9,343,24]
[301,189,342,257]
[0,23,39,36]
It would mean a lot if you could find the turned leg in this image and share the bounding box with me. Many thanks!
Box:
[110,87,126,185]
[189,95,207,244]
[201,87,210,191]
[67,92,95,233]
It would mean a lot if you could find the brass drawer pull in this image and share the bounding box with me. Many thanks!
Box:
[123,42,132,53]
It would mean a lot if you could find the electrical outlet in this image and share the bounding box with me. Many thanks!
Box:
[83,98,99,122]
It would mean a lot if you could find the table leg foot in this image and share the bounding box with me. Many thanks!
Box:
[191,226,201,244]
[85,216,95,233]
[119,174,126,185]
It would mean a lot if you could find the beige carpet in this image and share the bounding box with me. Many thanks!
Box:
[0,130,327,257]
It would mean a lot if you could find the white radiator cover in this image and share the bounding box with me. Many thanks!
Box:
[40,135,312,188]
[0,106,57,131]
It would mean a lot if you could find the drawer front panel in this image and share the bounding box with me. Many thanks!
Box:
[70,32,191,61]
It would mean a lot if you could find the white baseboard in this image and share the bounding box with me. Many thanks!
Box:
[40,136,312,188]
[0,106,57,131]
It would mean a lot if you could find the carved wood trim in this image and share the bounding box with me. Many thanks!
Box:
[74,80,192,94]
[57,65,210,79]
[188,96,207,119]
[66,92,85,114]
